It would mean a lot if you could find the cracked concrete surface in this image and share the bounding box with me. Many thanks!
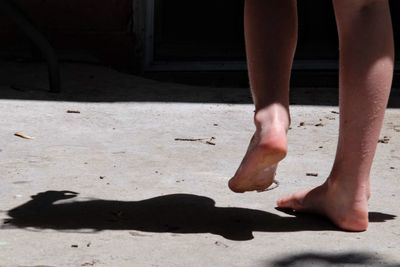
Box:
[0,61,399,267]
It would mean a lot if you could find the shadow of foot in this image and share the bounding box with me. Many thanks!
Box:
[2,191,396,241]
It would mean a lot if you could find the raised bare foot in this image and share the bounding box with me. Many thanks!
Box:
[276,179,370,231]
[228,105,289,193]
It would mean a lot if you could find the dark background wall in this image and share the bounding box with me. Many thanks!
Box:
[154,0,400,63]
[0,0,399,76]
[0,0,135,67]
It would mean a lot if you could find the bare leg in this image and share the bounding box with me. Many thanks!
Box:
[277,0,394,231]
[229,0,297,193]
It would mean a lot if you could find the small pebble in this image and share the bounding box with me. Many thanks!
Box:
[214,241,229,248]
[378,136,390,144]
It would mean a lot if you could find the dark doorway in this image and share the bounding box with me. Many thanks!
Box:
[153,0,399,67]
[154,0,245,61]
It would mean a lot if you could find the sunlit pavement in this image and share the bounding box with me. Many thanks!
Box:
[0,61,399,267]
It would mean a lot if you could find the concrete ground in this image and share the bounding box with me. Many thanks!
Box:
[0,61,399,267]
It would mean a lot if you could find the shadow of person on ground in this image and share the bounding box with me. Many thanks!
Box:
[2,191,396,241]
[269,252,400,267]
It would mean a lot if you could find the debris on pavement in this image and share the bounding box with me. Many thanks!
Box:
[67,110,81,114]
[331,111,340,114]
[81,260,99,266]
[378,136,390,144]
[214,241,229,248]
[315,123,324,127]
[14,132,34,140]
[175,137,216,146]
[206,137,216,146]
[306,173,319,177]
[257,180,280,192]
[175,138,205,142]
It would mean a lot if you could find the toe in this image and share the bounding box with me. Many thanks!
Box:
[276,196,294,209]
[276,192,307,210]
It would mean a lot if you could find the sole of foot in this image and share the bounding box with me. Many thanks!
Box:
[229,132,287,193]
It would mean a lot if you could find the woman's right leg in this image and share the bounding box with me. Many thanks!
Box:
[229,0,298,193]
[277,0,394,231]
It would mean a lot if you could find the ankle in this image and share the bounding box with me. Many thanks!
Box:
[254,104,290,131]
[326,176,370,201]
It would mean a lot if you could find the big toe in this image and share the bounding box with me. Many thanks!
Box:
[277,195,298,210]
[276,192,308,210]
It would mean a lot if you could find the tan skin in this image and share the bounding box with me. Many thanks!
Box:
[229,0,394,231]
